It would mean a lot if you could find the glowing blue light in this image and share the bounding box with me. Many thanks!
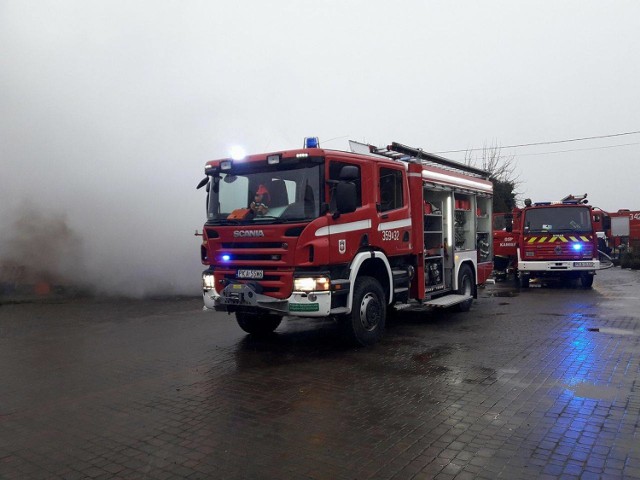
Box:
[221,254,231,262]
[572,243,583,251]
[304,137,319,148]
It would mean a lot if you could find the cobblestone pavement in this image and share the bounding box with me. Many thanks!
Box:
[1,268,640,479]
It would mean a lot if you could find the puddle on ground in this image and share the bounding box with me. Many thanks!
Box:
[412,345,455,363]
[588,327,638,336]
[486,290,519,298]
[565,381,621,401]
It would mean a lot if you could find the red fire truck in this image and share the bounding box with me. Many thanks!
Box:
[493,194,606,288]
[605,209,640,254]
[198,139,493,345]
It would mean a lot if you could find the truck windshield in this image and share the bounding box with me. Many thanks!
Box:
[523,206,592,234]
[206,162,322,224]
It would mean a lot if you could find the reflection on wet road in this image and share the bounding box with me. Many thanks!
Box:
[1,268,640,478]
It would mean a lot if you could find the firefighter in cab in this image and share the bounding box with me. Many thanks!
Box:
[250,184,270,216]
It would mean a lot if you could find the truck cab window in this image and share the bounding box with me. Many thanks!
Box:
[379,167,404,212]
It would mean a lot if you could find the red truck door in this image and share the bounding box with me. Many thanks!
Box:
[323,159,374,265]
[493,212,518,272]
[376,165,412,257]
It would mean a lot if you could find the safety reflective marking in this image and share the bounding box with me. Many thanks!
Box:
[527,235,592,244]
[315,220,372,237]
[378,218,412,231]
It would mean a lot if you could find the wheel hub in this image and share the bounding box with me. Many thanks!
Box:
[359,293,381,331]
[461,276,471,296]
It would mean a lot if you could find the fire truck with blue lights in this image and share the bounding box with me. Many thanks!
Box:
[197,138,493,345]
[493,193,608,288]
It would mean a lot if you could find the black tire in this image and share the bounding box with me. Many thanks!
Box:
[580,273,594,289]
[235,311,282,335]
[340,276,386,346]
[455,263,474,312]
[519,274,530,289]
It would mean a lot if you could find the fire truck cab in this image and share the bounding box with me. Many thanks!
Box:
[198,139,493,345]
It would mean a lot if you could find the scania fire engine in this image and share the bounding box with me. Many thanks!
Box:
[198,138,493,345]
[493,194,606,288]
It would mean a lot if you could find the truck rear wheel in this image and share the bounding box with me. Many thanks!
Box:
[455,264,474,312]
[340,276,386,346]
[235,311,282,335]
[580,273,594,289]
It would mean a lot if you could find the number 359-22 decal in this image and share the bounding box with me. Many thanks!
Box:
[382,230,400,241]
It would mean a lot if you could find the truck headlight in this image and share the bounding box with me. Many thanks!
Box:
[294,276,330,292]
[202,272,216,291]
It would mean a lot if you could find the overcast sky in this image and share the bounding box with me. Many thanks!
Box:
[2,1,639,295]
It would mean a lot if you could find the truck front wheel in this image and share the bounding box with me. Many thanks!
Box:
[580,273,594,289]
[235,311,282,335]
[340,276,386,346]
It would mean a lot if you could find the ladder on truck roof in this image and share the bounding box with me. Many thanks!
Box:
[349,140,491,180]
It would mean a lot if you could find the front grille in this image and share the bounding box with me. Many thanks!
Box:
[222,254,282,261]
[221,242,283,249]
[215,241,289,265]
[212,239,294,297]
[528,244,594,258]
[523,235,594,260]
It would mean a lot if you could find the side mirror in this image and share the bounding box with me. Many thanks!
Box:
[335,182,357,215]
[603,215,611,230]
[196,177,208,190]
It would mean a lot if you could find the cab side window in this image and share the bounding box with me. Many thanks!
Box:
[329,161,362,207]
[379,167,404,212]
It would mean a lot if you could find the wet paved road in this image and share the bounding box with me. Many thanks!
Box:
[1,268,640,480]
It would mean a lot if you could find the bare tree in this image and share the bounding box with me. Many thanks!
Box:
[465,142,521,212]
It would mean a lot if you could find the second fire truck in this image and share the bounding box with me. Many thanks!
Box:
[198,139,493,345]
[493,194,606,288]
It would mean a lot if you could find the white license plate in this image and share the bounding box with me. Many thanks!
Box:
[573,262,594,267]
[237,269,264,279]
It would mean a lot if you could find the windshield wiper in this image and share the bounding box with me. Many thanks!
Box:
[553,227,588,233]
[207,218,241,225]
[281,216,313,222]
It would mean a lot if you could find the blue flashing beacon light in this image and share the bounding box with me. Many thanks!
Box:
[572,243,583,251]
[304,137,319,148]
[221,254,231,262]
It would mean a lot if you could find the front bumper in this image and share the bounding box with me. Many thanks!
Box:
[518,260,600,272]
[203,282,331,317]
